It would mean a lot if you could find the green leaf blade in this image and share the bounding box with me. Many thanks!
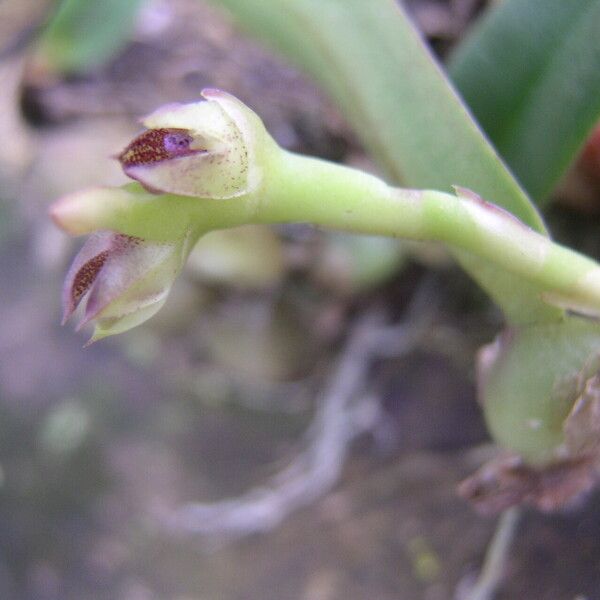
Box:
[212,0,564,323]
[450,0,600,203]
[37,0,144,73]
[217,0,546,233]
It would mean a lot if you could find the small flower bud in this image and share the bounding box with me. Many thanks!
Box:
[62,230,193,343]
[50,89,273,341]
[118,89,266,199]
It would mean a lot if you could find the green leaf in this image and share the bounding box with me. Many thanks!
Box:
[215,0,543,229]
[449,0,600,204]
[211,0,562,323]
[37,0,144,73]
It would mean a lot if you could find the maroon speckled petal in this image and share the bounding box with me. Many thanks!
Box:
[61,232,115,323]
[62,233,144,325]
[118,128,202,168]
[79,236,177,328]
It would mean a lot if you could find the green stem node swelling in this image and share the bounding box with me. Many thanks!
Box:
[481,316,600,465]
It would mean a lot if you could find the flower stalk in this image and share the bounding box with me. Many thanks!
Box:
[54,149,600,322]
[51,89,600,333]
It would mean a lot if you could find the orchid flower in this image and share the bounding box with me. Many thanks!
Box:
[52,89,267,343]
[60,231,193,343]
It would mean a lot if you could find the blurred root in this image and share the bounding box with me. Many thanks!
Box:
[455,508,521,600]
[160,281,436,541]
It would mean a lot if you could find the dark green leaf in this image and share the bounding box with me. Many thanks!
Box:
[449,0,600,203]
[212,0,561,323]
[37,0,144,73]
[216,0,545,230]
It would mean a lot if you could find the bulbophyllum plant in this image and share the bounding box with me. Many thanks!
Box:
[36,0,600,596]
[51,89,600,510]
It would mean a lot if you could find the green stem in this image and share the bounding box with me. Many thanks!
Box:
[254,151,600,319]
[64,152,600,321]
